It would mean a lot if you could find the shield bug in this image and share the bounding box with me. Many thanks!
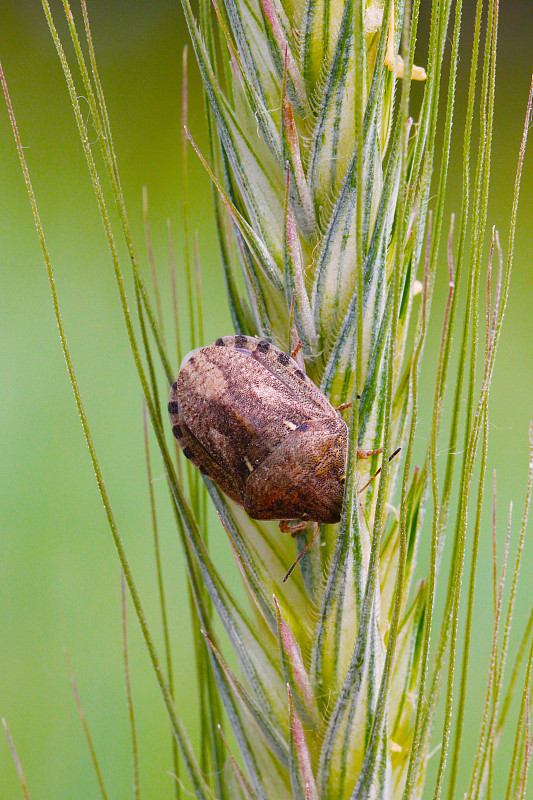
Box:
[168,335,349,528]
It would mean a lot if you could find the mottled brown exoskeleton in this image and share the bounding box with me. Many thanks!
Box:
[168,335,349,529]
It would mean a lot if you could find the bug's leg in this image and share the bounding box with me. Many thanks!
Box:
[291,339,303,361]
[288,301,305,370]
[337,392,362,413]
[337,402,351,412]
[357,447,384,458]
[279,519,307,536]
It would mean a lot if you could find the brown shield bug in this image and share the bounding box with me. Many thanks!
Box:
[168,335,349,528]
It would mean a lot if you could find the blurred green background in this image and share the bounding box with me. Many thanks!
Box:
[0,0,532,797]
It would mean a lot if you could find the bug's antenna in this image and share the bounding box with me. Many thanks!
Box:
[283,524,321,582]
[357,447,402,494]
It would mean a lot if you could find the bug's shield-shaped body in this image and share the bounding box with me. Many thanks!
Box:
[168,335,348,525]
